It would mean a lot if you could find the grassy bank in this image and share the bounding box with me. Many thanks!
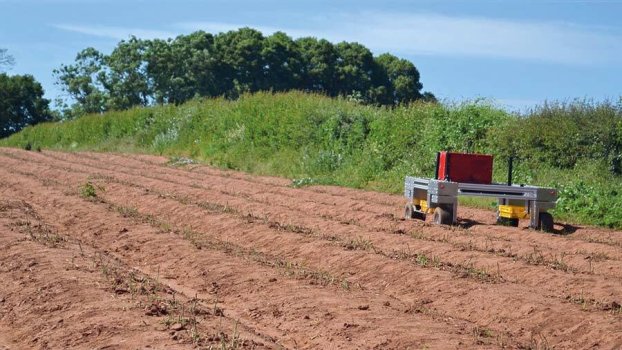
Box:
[3,92,622,228]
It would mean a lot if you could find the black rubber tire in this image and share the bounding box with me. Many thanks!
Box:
[433,207,453,225]
[404,204,414,219]
[496,216,519,227]
[405,203,426,221]
[538,212,554,233]
[412,210,426,221]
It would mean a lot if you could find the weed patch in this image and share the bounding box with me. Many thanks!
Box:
[12,219,66,247]
[79,181,104,199]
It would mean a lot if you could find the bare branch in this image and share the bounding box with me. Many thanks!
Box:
[0,48,15,71]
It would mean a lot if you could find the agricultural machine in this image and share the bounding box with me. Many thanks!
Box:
[403,152,558,232]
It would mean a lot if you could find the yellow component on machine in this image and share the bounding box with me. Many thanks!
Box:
[498,205,528,219]
[415,199,432,213]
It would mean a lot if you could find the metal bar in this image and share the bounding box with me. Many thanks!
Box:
[507,157,513,186]
[457,183,544,200]
[530,201,539,228]
[405,176,556,203]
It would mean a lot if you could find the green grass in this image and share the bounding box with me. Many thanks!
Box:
[2,91,622,228]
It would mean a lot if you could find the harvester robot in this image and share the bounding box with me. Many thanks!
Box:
[403,152,557,232]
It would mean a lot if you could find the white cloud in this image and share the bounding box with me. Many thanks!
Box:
[338,13,621,65]
[179,12,622,65]
[55,11,622,65]
[53,24,175,41]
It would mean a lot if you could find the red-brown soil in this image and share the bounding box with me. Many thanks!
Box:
[1,148,622,349]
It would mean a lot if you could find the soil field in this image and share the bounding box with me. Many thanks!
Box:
[1,148,622,349]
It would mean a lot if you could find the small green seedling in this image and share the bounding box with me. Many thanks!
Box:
[80,181,104,199]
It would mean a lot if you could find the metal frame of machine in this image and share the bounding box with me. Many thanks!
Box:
[403,176,558,232]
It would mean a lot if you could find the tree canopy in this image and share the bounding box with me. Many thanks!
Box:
[0,73,52,137]
[55,28,435,116]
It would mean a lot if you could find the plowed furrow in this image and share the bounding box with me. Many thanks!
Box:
[7,148,622,278]
[116,152,401,207]
[0,186,279,349]
[0,159,485,349]
[2,159,507,346]
[57,150,391,213]
[4,150,622,286]
[0,198,254,349]
[94,150,622,252]
[3,150,622,325]
[3,150,622,348]
[28,149,622,261]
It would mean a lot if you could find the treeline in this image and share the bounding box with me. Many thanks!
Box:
[55,28,435,117]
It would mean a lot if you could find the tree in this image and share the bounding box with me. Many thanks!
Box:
[54,47,108,116]
[146,31,220,104]
[213,28,266,95]
[421,91,437,103]
[261,32,302,91]
[102,37,151,110]
[0,73,51,137]
[0,48,15,71]
[297,37,338,93]
[375,53,423,104]
[334,42,375,100]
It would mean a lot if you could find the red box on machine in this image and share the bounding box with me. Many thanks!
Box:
[436,151,493,184]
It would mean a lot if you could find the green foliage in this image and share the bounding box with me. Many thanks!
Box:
[554,180,622,228]
[374,53,423,105]
[80,181,98,198]
[296,37,337,93]
[53,48,109,117]
[490,100,622,174]
[54,28,434,118]
[104,37,152,110]
[147,31,219,104]
[0,73,52,137]
[3,92,622,228]
[79,181,105,199]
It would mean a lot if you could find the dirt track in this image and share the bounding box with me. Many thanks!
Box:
[1,148,622,349]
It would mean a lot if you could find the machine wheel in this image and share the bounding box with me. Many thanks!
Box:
[412,210,426,221]
[405,203,426,221]
[538,212,554,233]
[433,207,453,225]
[404,204,415,219]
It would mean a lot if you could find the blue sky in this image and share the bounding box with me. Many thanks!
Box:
[1,0,621,111]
